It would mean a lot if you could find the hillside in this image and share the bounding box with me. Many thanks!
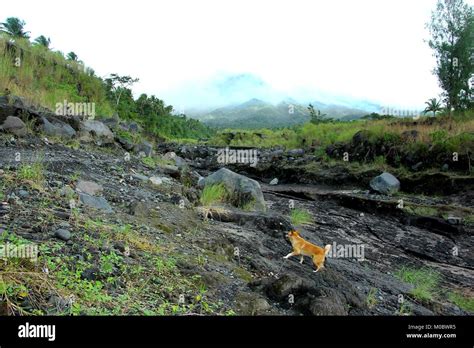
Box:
[0,35,213,142]
[192,98,375,129]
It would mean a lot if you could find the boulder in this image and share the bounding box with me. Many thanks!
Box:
[78,120,114,144]
[370,172,400,195]
[116,136,134,151]
[0,116,27,136]
[41,116,76,139]
[102,116,120,130]
[199,168,266,212]
[76,180,103,196]
[79,193,113,213]
[134,141,153,157]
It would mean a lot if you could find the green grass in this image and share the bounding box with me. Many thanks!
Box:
[141,156,174,169]
[17,161,45,189]
[448,291,474,313]
[200,184,227,206]
[290,208,313,226]
[366,287,378,309]
[403,205,439,217]
[0,35,114,116]
[395,266,441,302]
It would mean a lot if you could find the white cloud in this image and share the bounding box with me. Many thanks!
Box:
[4,0,469,110]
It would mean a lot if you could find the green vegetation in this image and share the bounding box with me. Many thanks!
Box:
[0,216,225,315]
[141,155,174,169]
[366,287,379,309]
[290,208,313,226]
[0,17,213,142]
[448,291,474,313]
[395,266,441,302]
[17,161,45,189]
[200,184,227,206]
[427,0,473,111]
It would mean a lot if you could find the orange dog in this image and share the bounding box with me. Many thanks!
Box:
[284,230,331,272]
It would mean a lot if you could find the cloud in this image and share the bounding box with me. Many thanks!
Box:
[3,0,447,111]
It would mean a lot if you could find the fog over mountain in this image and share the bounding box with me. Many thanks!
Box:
[167,72,383,115]
[164,72,386,128]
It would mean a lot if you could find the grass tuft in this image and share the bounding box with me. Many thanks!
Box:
[395,266,440,302]
[290,208,313,226]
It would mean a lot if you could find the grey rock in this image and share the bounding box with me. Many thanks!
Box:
[76,180,103,196]
[78,120,114,143]
[370,172,400,195]
[41,116,76,139]
[200,168,266,212]
[446,216,462,225]
[131,173,149,182]
[149,176,163,186]
[18,190,29,198]
[116,136,134,151]
[134,141,153,157]
[54,229,71,241]
[159,164,180,177]
[0,116,27,136]
[79,193,113,213]
[287,149,304,157]
[269,178,278,185]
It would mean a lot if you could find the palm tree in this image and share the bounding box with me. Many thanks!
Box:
[66,52,79,61]
[423,98,443,117]
[0,17,30,39]
[34,35,51,49]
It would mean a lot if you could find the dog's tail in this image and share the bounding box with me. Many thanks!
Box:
[324,244,331,256]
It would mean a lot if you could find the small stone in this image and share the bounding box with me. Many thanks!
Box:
[131,173,149,182]
[54,229,71,241]
[76,180,103,196]
[149,176,163,186]
[17,190,29,198]
[446,216,462,225]
[269,178,279,185]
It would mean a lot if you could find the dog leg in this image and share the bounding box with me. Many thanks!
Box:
[283,251,298,259]
[313,264,325,273]
[299,256,304,264]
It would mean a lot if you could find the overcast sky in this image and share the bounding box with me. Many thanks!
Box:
[4,0,471,110]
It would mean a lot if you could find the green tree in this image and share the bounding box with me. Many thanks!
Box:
[66,52,79,61]
[105,74,139,107]
[0,17,30,38]
[423,98,444,117]
[34,35,51,49]
[307,104,328,124]
[427,0,473,112]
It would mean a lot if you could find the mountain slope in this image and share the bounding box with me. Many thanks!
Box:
[192,98,376,129]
